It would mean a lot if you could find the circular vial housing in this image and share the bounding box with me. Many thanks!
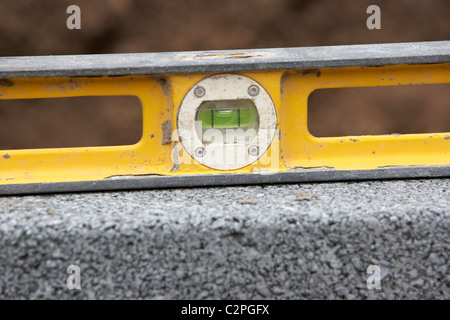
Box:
[177,74,277,170]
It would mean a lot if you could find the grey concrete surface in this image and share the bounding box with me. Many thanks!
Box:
[0,178,449,299]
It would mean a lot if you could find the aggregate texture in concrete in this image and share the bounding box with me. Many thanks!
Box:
[0,178,449,299]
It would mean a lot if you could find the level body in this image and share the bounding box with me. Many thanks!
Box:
[0,41,449,194]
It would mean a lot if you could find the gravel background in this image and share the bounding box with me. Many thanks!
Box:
[0,178,449,299]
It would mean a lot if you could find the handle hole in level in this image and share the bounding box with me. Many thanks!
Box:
[0,96,142,149]
[308,83,450,137]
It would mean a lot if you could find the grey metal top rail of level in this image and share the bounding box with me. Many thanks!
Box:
[0,41,449,78]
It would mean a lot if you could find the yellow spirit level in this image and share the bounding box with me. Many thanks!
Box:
[0,41,449,194]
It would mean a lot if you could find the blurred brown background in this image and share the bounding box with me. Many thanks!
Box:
[0,0,449,148]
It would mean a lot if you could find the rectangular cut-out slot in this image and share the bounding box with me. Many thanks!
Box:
[307,83,450,137]
[0,96,142,149]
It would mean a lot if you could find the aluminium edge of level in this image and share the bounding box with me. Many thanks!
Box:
[0,41,450,78]
[0,166,449,196]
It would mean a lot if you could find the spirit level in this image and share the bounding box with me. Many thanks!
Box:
[0,41,449,195]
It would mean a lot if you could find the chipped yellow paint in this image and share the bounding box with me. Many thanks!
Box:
[0,63,449,185]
